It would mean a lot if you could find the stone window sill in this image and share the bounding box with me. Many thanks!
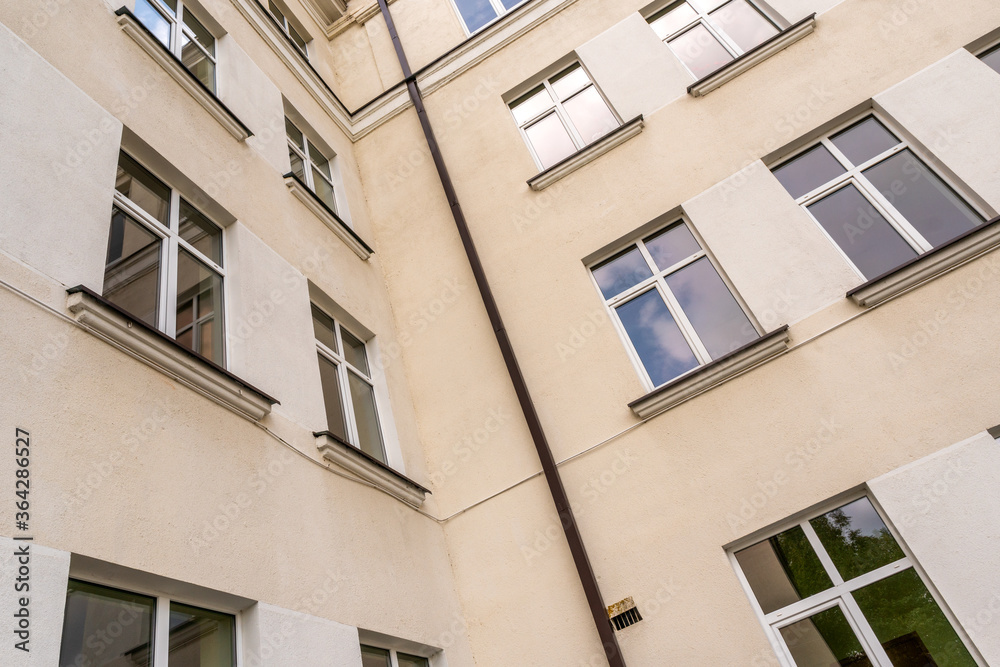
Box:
[527,116,644,191]
[848,216,1000,307]
[628,325,790,418]
[115,8,253,141]
[67,286,277,420]
[688,14,816,98]
[284,174,374,260]
[314,431,429,507]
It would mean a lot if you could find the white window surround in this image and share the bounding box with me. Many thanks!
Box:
[284,176,373,260]
[115,8,252,141]
[448,0,530,37]
[526,115,644,190]
[315,432,429,507]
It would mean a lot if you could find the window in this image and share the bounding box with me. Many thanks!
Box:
[451,0,526,34]
[361,644,429,667]
[133,0,217,92]
[286,118,338,212]
[771,115,985,281]
[106,151,226,365]
[58,579,236,667]
[509,64,620,171]
[313,306,387,464]
[980,44,1000,74]
[590,219,758,388]
[648,0,780,79]
[268,0,308,57]
[730,496,978,666]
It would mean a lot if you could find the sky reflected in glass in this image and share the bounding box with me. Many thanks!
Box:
[616,290,698,385]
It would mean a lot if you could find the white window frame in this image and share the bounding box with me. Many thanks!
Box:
[112,152,228,364]
[361,643,430,667]
[286,117,339,214]
[448,0,529,36]
[135,0,218,91]
[509,63,621,171]
[727,493,984,667]
[588,217,760,391]
[772,112,989,281]
[647,0,781,78]
[268,0,309,58]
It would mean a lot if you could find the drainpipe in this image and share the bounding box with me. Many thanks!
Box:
[374,2,626,665]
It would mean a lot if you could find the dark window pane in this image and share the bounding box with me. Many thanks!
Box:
[313,167,337,211]
[980,45,1000,74]
[735,526,834,614]
[649,2,699,40]
[312,306,338,352]
[454,0,497,32]
[592,247,654,299]
[289,25,307,52]
[397,653,430,667]
[854,569,977,667]
[285,117,304,149]
[341,329,369,375]
[830,117,900,166]
[180,34,215,93]
[182,10,214,55]
[116,153,170,225]
[709,0,778,52]
[168,602,235,667]
[524,112,576,169]
[563,87,619,145]
[361,646,391,667]
[176,250,225,364]
[134,0,172,48]
[780,606,873,667]
[616,289,699,386]
[863,150,982,248]
[665,257,757,358]
[59,579,155,667]
[349,372,386,463]
[268,1,285,24]
[179,200,222,265]
[289,149,306,181]
[807,184,918,279]
[103,209,162,330]
[318,354,348,442]
[644,223,702,271]
[772,144,847,200]
[810,498,905,581]
[669,23,734,78]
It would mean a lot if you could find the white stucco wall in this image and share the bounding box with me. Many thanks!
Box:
[0,538,70,667]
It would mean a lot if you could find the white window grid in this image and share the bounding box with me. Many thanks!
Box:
[268,0,308,57]
[510,64,620,170]
[361,644,429,667]
[113,156,226,360]
[139,0,217,89]
[588,218,759,391]
[314,307,384,456]
[449,0,529,36]
[287,118,338,213]
[773,112,989,280]
[727,494,984,667]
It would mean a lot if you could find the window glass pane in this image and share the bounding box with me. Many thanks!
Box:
[592,247,654,299]
[551,65,591,100]
[182,11,215,55]
[341,329,369,375]
[454,0,498,33]
[863,150,982,248]
[285,118,304,149]
[310,147,333,179]
[180,33,215,92]
[397,653,430,667]
[117,153,170,226]
[104,209,162,330]
[176,250,225,364]
[809,498,905,581]
[981,45,1000,74]
[644,223,702,271]
[708,0,778,52]
[806,184,918,279]
[524,113,577,169]
[318,354,349,442]
[853,569,977,666]
[289,149,306,181]
[58,579,155,667]
[735,526,834,614]
[780,606,873,667]
[665,257,757,359]
[668,23,734,79]
[268,1,286,24]
[616,289,699,386]
[160,0,178,14]
[168,602,235,667]
[349,372,386,464]
[511,87,554,126]
[311,306,338,352]
[772,144,847,200]
[361,646,391,667]
[179,201,222,265]
[830,117,900,166]
[649,2,699,40]
[135,0,172,48]
[313,167,337,211]
[289,25,308,52]
[498,0,524,9]
[563,87,619,144]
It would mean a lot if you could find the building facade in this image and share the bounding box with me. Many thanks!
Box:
[1,0,999,664]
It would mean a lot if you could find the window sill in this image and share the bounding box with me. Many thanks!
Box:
[687,14,816,98]
[526,116,644,191]
[115,8,253,141]
[628,325,790,418]
[67,286,277,421]
[847,216,1000,307]
[314,431,429,507]
[284,173,374,260]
